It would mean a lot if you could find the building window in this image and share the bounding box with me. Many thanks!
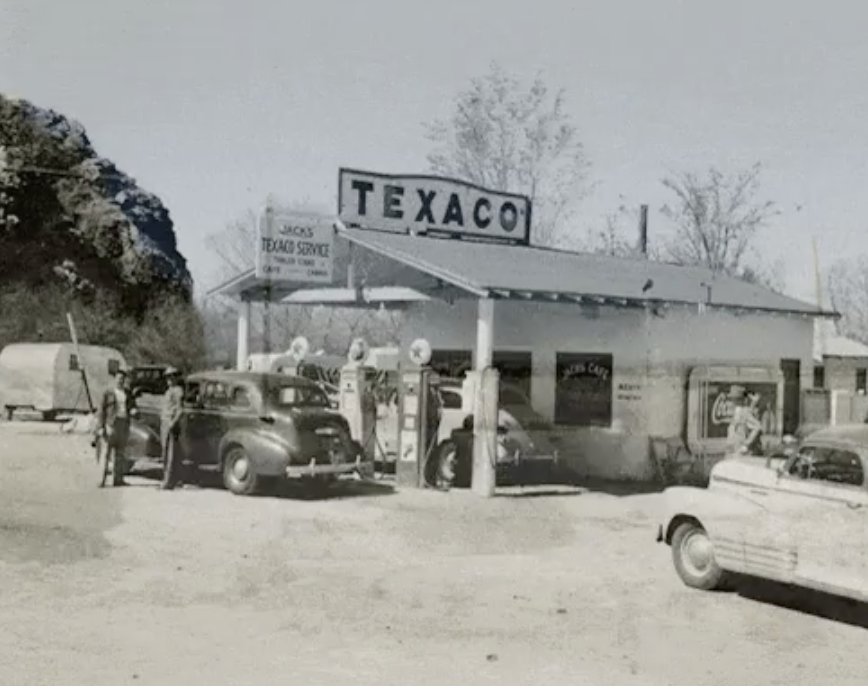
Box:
[430,350,472,380]
[857,369,867,394]
[492,351,532,398]
[555,353,614,427]
[431,350,534,398]
[813,366,825,389]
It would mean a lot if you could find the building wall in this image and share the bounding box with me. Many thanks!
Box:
[820,357,868,392]
[400,299,815,480]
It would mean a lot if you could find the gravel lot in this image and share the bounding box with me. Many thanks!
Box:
[1,420,866,686]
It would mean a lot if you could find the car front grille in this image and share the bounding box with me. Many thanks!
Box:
[314,426,349,464]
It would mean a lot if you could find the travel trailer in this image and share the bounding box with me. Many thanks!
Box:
[0,343,126,420]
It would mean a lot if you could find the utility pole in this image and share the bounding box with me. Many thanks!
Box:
[638,205,649,257]
[263,195,274,356]
[66,312,94,412]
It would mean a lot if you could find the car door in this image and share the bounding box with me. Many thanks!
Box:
[179,379,205,460]
[780,445,868,599]
[180,379,221,465]
[226,383,259,434]
[739,445,835,582]
[197,381,230,463]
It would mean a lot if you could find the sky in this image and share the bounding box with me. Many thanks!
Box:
[2,0,867,305]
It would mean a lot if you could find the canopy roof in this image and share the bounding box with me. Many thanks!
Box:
[208,226,838,318]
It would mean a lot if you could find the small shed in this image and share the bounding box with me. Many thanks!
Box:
[0,343,126,420]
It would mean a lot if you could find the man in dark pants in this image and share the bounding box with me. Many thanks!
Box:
[160,368,185,490]
[96,367,138,486]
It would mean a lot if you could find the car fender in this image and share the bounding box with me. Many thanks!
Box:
[128,420,161,459]
[659,485,766,546]
[217,428,292,477]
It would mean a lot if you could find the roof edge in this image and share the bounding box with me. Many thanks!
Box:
[339,228,489,297]
[206,268,256,298]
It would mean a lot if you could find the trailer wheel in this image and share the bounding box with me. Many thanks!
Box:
[42,411,58,422]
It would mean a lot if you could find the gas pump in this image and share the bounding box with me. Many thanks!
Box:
[395,338,439,488]
[339,337,377,469]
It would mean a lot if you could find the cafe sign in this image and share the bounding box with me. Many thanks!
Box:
[338,168,531,244]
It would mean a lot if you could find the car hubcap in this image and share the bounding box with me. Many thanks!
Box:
[681,530,714,576]
[232,455,249,481]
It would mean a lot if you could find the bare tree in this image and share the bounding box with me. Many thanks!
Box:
[584,202,647,258]
[827,256,868,344]
[659,163,779,281]
[424,62,591,247]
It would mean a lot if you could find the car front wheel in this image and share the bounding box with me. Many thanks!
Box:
[222,446,261,496]
[671,520,730,591]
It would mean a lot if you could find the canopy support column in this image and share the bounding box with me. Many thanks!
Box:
[471,297,497,498]
[236,298,251,371]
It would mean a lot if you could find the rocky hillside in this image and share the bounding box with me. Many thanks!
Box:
[0,94,206,368]
[0,94,191,305]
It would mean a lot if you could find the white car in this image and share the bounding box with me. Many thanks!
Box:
[657,425,868,602]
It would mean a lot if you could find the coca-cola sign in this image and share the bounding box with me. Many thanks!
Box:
[704,382,778,439]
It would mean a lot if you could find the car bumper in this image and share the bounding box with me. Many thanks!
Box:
[286,455,375,479]
[497,450,559,466]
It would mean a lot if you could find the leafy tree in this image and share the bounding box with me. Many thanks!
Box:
[424,63,591,246]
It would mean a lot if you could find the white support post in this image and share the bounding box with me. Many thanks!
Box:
[236,299,251,371]
[472,297,497,498]
[475,297,494,369]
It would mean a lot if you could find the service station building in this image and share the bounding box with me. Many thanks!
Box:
[212,169,837,482]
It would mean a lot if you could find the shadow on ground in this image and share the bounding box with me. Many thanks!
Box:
[736,576,868,630]
[131,465,396,501]
[495,485,587,499]
[570,478,666,497]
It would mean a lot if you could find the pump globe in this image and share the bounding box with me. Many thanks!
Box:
[347,337,369,363]
[408,338,432,366]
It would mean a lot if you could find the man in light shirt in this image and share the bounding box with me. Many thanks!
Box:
[96,367,139,486]
[160,368,185,490]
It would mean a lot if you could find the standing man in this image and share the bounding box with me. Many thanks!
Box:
[160,367,185,490]
[96,367,138,487]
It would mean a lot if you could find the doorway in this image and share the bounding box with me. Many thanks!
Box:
[780,359,801,435]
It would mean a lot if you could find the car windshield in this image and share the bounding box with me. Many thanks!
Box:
[269,383,330,408]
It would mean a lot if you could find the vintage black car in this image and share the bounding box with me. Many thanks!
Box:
[128,365,173,398]
[128,370,370,495]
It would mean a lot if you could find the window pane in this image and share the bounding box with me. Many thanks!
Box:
[492,351,532,399]
[811,449,864,486]
[430,350,472,380]
[230,386,252,409]
[184,382,201,403]
[555,353,613,427]
[440,389,462,409]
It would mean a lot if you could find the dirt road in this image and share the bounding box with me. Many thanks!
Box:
[1,421,865,685]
